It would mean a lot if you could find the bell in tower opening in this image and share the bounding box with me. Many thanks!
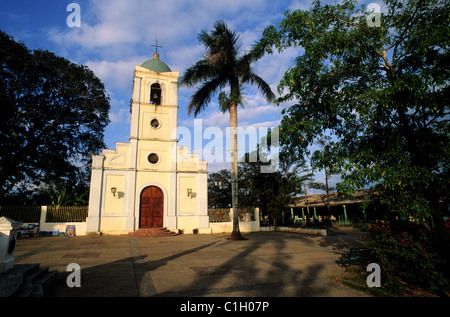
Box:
[150,83,161,105]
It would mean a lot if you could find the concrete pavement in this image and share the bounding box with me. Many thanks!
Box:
[13,229,369,298]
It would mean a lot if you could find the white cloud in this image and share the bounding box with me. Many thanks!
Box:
[49,0,271,53]
[166,44,205,76]
[208,161,231,173]
[47,0,302,91]
[43,0,309,161]
[109,106,129,125]
[180,106,229,130]
[245,120,281,129]
[254,47,301,87]
[84,58,140,94]
[288,0,313,11]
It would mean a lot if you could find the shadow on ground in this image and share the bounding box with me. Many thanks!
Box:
[42,231,365,297]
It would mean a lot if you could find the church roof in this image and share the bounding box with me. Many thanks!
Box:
[141,53,171,72]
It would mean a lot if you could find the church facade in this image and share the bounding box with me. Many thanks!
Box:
[86,52,210,235]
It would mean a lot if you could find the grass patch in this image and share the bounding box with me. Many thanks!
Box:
[331,266,395,297]
[339,266,445,297]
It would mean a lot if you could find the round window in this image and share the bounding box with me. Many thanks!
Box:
[147,153,159,165]
[150,118,160,129]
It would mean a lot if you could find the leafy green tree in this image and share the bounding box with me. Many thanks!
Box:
[253,0,450,237]
[208,169,231,208]
[33,183,90,207]
[309,135,339,217]
[363,222,449,294]
[180,20,275,240]
[0,30,110,202]
[239,148,311,226]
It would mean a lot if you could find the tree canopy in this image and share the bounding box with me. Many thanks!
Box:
[208,169,232,209]
[0,30,110,203]
[252,0,449,224]
[208,147,312,226]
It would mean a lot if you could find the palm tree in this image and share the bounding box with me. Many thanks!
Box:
[180,20,275,240]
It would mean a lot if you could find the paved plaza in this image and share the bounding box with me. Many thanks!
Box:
[14,228,369,297]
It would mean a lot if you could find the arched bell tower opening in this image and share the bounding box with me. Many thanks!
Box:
[150,83,161,105]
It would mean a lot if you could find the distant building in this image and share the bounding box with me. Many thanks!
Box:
[290,189,373,222]
[291,189,449,223]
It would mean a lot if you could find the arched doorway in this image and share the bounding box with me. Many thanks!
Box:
[140,186,164,228]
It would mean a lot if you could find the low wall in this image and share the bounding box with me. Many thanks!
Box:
[260,226,327,236]
[210,220,260,233]
[38,222,86,236]
[209,208,260,234]
[39,206,87,236]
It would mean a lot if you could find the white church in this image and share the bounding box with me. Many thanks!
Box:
[86,51,210,236]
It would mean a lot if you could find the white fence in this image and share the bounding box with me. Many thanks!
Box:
[38,206,87,236]
[1,206,88,236]
[208,208,260,233]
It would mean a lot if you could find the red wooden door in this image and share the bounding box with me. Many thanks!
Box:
[140,186,164,228]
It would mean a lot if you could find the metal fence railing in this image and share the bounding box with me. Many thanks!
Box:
[0,206,41,223]
[239,208,255,221]
[46,206,88,223]
[208,208,256,223]
[208,208,230,222]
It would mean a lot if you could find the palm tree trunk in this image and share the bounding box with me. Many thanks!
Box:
[229,102,242,240]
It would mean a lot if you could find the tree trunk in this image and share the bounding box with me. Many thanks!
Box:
[229,102,242,240]
[304,183,311,225]
[325,168,330,217]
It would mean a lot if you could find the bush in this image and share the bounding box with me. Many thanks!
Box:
[362,221,449,294]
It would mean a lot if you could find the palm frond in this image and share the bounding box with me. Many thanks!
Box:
[188,76,227,117]
[182,20,274,118]
[180,61,218,88]
[243,71,276,103]
[218,88,245,114]
[201,20,241,69]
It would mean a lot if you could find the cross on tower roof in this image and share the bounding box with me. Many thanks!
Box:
[151,39,163,54]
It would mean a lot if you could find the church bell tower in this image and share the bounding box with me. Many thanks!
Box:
[86,46,209,236]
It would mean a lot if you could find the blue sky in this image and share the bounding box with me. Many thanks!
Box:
[0,0,359,191]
